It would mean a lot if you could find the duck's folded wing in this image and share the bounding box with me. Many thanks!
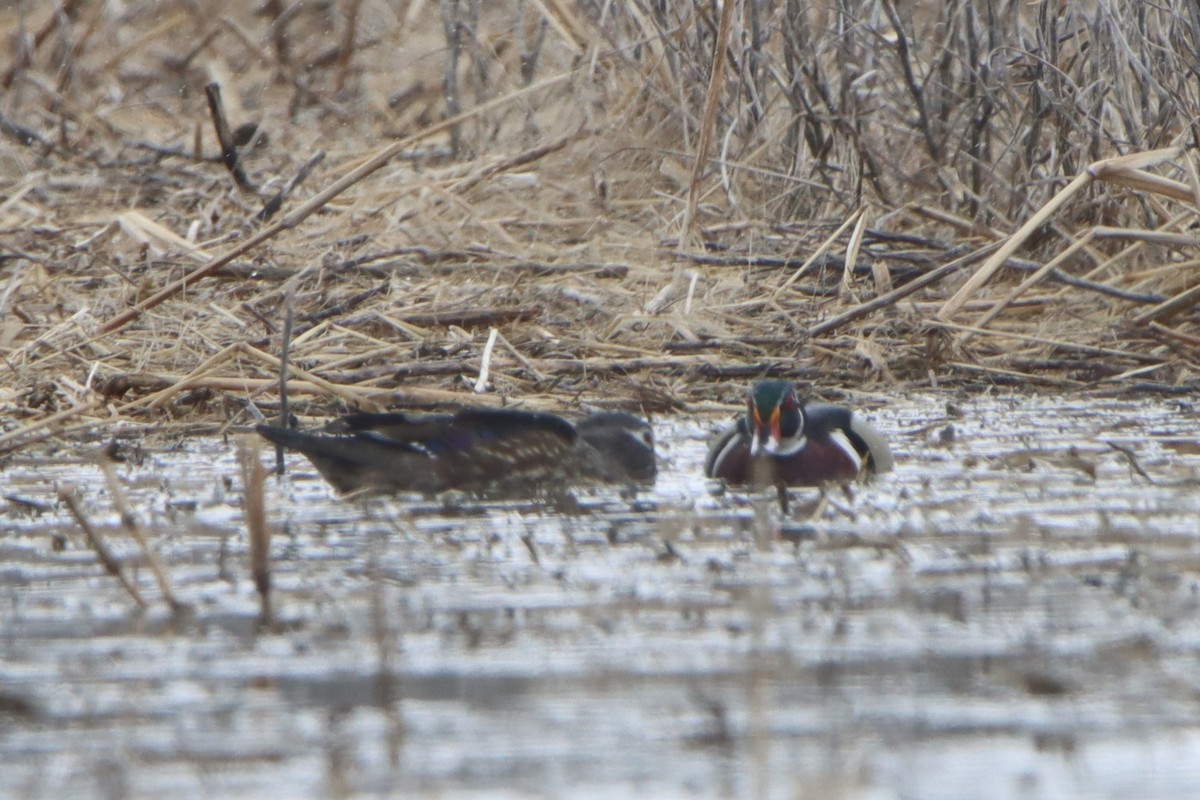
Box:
[434,408,578,485]
[255,425,440,493]
[704,419,750,481]
[323,411,455,441]
[804,403,894,474]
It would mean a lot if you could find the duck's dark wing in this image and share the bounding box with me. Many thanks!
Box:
[256,424,442,494]
[802,403,855,437]
[323,411,456,443]
[430,408,578,488]
[804,403,894,474]
[704,417,752,482]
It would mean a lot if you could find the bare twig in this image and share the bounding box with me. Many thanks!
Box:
[258,150,325,221]
[204,83,255,191]
[1106,441,1153,482]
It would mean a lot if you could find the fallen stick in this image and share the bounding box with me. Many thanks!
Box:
[1133,282,1200,326]
[927,319,1165,363]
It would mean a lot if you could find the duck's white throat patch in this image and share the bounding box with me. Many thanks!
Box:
[759,434,807,456]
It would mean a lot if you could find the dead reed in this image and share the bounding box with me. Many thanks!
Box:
[97,450,181,610]
[239,435,272,627]
[1,1,1198,453]
[58,486,148,609]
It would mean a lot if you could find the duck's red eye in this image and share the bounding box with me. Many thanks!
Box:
[782,394,796,411]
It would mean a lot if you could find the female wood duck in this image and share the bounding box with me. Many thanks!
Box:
[256,407,656,496]
[704,380,893,487]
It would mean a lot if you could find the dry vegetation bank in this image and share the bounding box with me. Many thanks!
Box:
[1,0,1198,451]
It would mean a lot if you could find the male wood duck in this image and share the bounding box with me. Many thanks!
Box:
[704,380,893,488]
[256,407,656,496]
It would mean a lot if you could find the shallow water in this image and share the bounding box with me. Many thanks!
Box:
[2,392,1200,799]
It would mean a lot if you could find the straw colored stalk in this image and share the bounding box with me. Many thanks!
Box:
[58,487,148,609]
[97,453,180,610]
[239,436,272,627]
[937,147,1189,320]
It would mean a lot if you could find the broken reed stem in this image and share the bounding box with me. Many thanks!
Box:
[474,327,499,393]
[204,82,254,191]
[774,212,863,298]
[938,170,1096,319]
[58,486,148,609]
[117,341,370,413]
[1149,320,1200,347]
[97,453,180,610]
[258,150,325,221]
[494,329,545,381]
[1065,211,1192,288]
[450,127,579,194]
[239,436,272,627]
[1134,281,1200,325]
[927,319,1164,363]
[947,361,1085,387]
[839,210,869,298]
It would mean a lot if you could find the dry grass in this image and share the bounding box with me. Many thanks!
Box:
[1,0,1198,452]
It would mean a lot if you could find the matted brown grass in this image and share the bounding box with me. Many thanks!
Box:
[1,1,1198,452]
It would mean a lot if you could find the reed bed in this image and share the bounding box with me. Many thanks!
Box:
[1,0,1198,452]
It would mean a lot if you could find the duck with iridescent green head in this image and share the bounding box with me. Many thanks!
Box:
[704,380,893,488]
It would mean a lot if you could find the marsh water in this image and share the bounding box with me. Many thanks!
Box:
[2,392,1200,799]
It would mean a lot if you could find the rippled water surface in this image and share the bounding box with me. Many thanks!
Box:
[2,392,1200,799]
